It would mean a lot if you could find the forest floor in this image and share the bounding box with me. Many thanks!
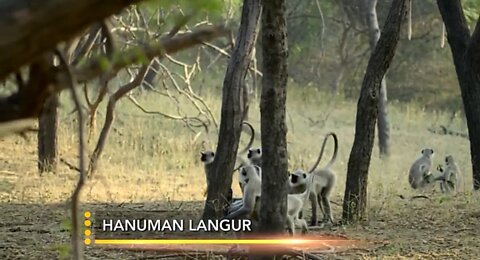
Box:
[1,91,479,259]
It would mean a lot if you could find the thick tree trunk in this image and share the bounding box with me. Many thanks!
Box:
[38,94,59,173]
[258,0,289,235]
[0,0,144,81]
[437,0,480,190]
[342,0,408,223]
[365,0,391,158]
[201,0,261,219]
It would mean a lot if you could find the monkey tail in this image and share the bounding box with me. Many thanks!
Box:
[308,132,338,173]
[238,121,255,154]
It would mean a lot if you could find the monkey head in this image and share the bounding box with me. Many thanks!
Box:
[239,164,261,179]
[200,151,215,164]
[289,170,309,188]
[437,164,444,173]
[247,148,262,159]
[421,148,434,158]
[445,155,454,165]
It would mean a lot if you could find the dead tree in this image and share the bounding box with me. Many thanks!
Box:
[363,0,391,158]
[38,93,59,173]
[437,0,480,190]
[342,0,408,223]
[258,0,289,235]
[201,0,261,219]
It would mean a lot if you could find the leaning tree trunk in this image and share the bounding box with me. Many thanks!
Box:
[259,0,289,235]
[201,0,262,219]
[38,93,59,173]
[342,0,408,223]
[365,0,391,158]
[437,0,480,190]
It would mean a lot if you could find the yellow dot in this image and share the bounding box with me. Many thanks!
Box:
[84,220,91,227]
[84,211,91,218]
[84,238,91,245]
[84,229,91,236]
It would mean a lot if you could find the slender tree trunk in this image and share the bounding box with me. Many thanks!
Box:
[201,0,262,219]
[342,0,408,223]
[259,0,289,236]
[364,0,391,158]
[38,93,59,173]
[437,0,480,190]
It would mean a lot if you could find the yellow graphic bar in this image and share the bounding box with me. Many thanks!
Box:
[94,239,323,245]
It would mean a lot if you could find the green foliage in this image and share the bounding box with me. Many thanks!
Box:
[142,0,223,15]
[60,218,72,232]
[98,57,111,72]
[53,244,71,260]
[464,0,480,25]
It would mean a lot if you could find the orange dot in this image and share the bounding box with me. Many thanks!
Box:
[84,229,91,236]
[84,211,91,218]
[84,220,91,227]
[84,238,91,245]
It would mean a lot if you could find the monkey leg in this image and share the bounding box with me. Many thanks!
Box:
[321,195,334,223]
[309,193,319,226]
[286,216,295,236]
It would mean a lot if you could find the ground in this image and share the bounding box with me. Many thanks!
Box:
[0,89,478,259]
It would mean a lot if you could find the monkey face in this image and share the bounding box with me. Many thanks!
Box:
[437,164,444,172]
[247,148,262,159]
[421,148,434,158]
[200,151,215,164]
[445,155,454,165]
[289,170,308,187]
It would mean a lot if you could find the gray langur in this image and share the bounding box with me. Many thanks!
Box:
[289,132,338,226]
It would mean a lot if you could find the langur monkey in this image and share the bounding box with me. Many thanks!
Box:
[223,165,262,219]
[286,171,316,236]
[289,132,338,226]
[408,148,435,189]
[200,121,256,195]
[247,147,262,167]
[437,155,462,194]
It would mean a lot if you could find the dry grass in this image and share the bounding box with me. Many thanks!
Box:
[1,86,479,259]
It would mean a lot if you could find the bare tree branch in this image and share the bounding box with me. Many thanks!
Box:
[86,64,150,177]
[0,25,229,123]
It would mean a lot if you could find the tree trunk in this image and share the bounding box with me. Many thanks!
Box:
[258,0,289,236]
[437,0,480,190]
[201,0,262,219]
[364,0,391,158]
[342,0,408,223]
[38,93,59,173]
[0,0,144,82]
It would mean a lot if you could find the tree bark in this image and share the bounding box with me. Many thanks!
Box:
[364,0,391,158]
[342,0,408,223]
[258,0,289,235]
[437,0,480,190]
[0,0,144,81]
[38,93,59,173]
[201,0,261,219]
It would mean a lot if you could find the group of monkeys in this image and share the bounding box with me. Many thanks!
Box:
[408,148,462,194]
[200,121,339,236]
[199,122,463,236]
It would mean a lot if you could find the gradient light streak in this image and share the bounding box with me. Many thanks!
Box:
[94,239,341,245]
